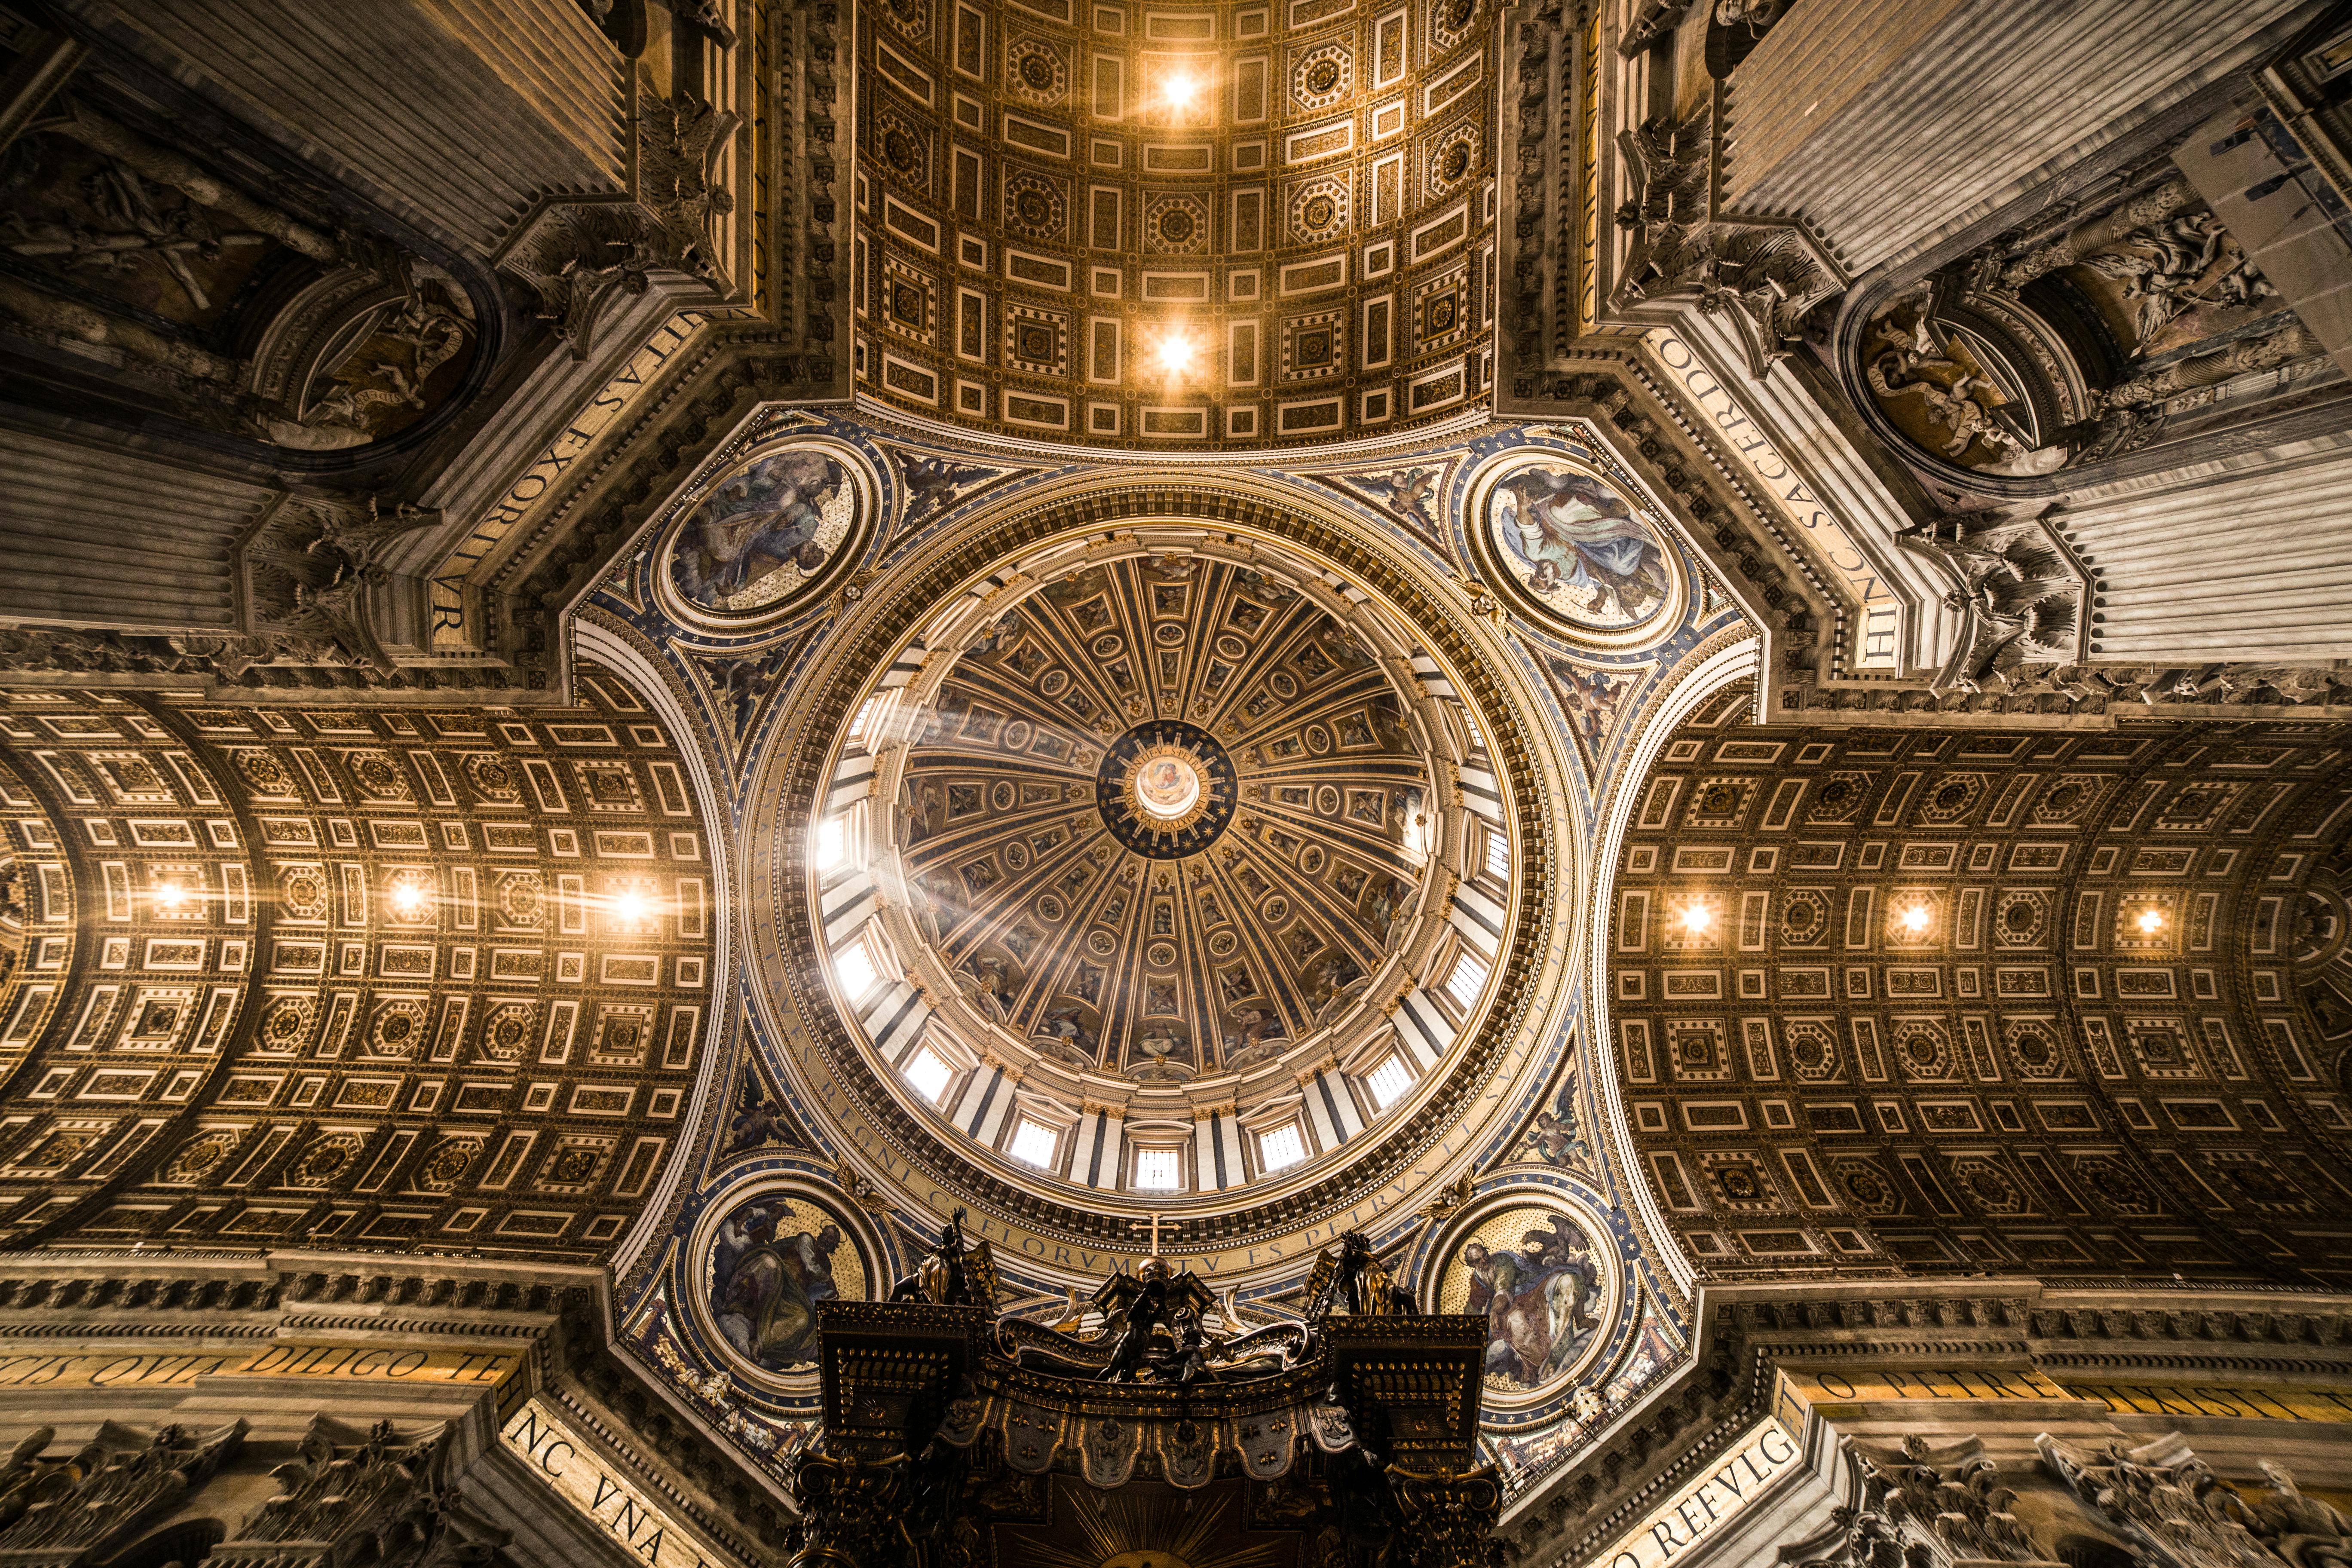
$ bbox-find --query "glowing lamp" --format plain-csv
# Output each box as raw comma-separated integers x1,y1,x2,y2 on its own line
389,882,426,915
2138,908,2165,934
1681,901,1712,934
1155,329,1196,377
1901,904,1931,933
612,890,650,925
153,882,186,912
1162,67,1200,114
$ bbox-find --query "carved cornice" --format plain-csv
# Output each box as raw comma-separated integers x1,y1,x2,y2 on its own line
0,1251,797,1547
1506,350,2352,723
1499,1279,2352,1568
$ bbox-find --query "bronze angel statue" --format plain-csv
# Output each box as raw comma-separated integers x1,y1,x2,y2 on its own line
995,1257,1304,1384
888,1207,999,1310
1304,1229,1418,1320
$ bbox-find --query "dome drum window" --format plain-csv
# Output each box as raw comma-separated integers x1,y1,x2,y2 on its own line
1363,1052,1415,1112
832,937,884,1005
1132,1145,1183,1191
904,1044,956,1103
1256,1121,1308,1172
1008,1115,1060,1169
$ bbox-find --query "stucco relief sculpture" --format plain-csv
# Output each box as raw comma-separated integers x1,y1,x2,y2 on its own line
0,96,483,455
1852,170,2320,481
2040,1432,2352,1568
1863,305,2062,476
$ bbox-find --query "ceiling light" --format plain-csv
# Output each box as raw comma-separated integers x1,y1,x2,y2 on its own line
1901,904,1930,933
1155,328,1196,377
153,882,186,911
2138,908,2165,933
389,882,426,914
1162,67,1200,114
1681,901,1711,933
612,890,650,925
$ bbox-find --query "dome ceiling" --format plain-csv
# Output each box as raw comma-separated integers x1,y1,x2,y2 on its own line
853,0,1498,447
751,472,1571,1222
897,554,1433,1080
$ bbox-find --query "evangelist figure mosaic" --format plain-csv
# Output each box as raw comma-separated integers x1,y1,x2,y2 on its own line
664,443,865,619
1439,1204,1610,1397
1476,453,1676,640
706,1191,865,1372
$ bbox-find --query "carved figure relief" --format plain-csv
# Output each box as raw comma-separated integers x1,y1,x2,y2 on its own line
1,135,273,325
2040,1431,2352,1568
1892,506,2086,693
1850,168,2320,481
1862,302,2063,476
0,96,487,456
258,268,478,451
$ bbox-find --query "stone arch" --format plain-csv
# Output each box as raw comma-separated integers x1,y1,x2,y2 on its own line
0,655,723,1259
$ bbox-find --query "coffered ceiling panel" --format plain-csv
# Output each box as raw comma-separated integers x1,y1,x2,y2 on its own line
1609,682,2352,1286
0,660,719,1259
853,0,1498,446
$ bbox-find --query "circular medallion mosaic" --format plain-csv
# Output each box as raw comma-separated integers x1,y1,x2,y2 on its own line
1434,1197,1618,1407
698,1186,870,1378
1467,450,1684,647
656,438,877,628
1096,721,1236,858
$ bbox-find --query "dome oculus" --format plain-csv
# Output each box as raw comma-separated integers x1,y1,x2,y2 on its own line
1132,751,1199,820
1097,722,1236,857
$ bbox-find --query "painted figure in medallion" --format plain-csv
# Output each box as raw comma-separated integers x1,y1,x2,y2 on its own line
670,447,855,612
710,1197,846,1370
1489,463,1670,629
1461,1212,1601,1386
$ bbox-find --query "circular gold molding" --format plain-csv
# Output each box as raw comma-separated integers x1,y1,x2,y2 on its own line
742,466,1586,1259
1129,745,1204,824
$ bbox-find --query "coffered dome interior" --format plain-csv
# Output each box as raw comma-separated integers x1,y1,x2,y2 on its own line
810,531,1517,1197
